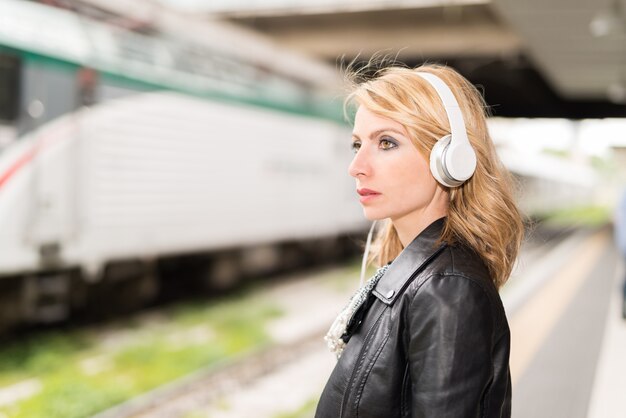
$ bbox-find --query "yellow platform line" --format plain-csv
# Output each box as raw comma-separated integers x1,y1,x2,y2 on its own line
509,229,609,384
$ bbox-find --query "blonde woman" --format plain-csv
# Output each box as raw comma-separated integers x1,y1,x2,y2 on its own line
316,64,524,418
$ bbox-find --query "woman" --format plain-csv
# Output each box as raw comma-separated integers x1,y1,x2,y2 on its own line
315,64,524,418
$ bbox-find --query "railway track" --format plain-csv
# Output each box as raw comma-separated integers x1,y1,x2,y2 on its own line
93,328,326,418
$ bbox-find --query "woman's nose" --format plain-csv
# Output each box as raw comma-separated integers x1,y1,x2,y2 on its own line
348,148,370,178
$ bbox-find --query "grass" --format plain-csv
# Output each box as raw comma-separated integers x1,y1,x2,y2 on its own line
0,287,283,418
535,204,611,227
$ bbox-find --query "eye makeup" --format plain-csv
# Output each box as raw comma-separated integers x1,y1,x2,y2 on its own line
350,130,403,153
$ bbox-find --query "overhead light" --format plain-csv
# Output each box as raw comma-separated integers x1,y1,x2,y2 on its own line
589,11,616,37
589,0,625,37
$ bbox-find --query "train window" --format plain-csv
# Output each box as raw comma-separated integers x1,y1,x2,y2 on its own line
77,67,98,107
0,52,21,122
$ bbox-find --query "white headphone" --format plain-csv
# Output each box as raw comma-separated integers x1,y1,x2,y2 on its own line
415,72,477,188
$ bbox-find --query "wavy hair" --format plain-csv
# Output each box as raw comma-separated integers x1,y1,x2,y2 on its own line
345,63,524,289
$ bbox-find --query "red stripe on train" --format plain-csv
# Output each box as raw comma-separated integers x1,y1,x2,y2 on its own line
0,146,40,190
0,121,75,191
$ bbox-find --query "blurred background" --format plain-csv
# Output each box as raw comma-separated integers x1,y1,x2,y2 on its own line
0,0,625,417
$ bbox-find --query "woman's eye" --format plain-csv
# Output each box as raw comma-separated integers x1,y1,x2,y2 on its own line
380,138,397,150
351,141,361,153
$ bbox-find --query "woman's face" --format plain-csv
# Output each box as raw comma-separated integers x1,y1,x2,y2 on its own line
349,106,447,223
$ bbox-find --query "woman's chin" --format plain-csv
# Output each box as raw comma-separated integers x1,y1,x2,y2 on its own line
362,209,387,222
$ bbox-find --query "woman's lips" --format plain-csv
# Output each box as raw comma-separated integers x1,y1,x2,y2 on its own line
357,188,381,203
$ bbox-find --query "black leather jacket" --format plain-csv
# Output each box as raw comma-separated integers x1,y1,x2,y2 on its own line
316,217,511,418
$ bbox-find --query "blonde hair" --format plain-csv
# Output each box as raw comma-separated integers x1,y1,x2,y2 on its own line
345,63,524,289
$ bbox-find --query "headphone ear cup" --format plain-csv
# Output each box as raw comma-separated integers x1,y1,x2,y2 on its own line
445,141,477,183
430,134,476,188
429,135,457,188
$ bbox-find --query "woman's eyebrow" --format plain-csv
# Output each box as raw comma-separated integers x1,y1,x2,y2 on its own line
351,128,406,140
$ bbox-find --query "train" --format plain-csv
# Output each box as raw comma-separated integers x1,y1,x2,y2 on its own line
0,0,365,331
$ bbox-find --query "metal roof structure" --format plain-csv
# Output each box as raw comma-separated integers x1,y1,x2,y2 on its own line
61,0,626,117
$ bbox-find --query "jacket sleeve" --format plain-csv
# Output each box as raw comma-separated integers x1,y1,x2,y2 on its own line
406,273,496,418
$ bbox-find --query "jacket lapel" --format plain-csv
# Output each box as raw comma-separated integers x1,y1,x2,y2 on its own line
372,217,448,305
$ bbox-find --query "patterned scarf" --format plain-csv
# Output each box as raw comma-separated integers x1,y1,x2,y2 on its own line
324,264,390,359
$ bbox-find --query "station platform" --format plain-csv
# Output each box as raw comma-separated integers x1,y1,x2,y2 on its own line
503,225,626,418
268,224,626,418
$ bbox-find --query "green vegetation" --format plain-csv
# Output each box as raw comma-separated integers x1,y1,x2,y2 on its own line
535,204,612,227
0,259,366,418
542,148,570,159
0,289,283,418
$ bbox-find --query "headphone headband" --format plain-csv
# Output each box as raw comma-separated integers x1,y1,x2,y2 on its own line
415,70,477,187
414,72,470,148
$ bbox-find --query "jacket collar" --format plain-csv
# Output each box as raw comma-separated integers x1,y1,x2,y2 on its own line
372,216,448,305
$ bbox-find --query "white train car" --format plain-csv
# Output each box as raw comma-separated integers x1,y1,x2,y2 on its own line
0,1,364,329
489,118,600,217
498,148,598,216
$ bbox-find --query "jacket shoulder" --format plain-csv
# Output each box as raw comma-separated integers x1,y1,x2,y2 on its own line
432,243,490,281
406,244,507,331
420,244,495,294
